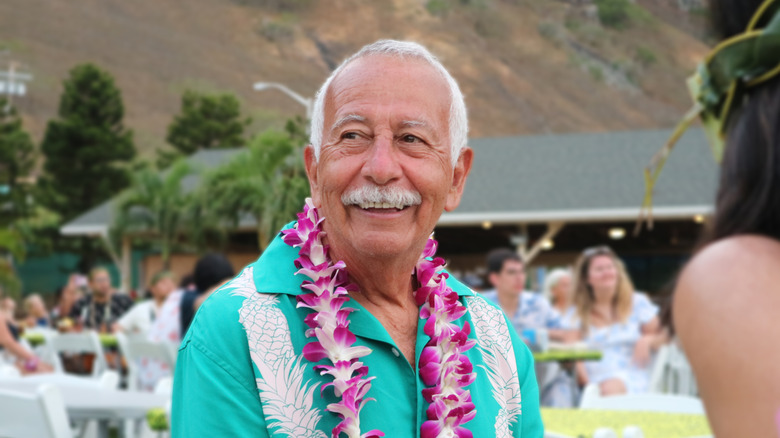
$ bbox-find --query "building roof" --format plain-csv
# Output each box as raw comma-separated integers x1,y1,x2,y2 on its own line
61,128,719,236
439,128,717,225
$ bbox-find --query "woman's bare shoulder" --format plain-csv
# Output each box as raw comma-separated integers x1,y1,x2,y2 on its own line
674,237,780,436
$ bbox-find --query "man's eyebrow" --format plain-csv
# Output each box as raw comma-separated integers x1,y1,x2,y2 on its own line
330,114,367,132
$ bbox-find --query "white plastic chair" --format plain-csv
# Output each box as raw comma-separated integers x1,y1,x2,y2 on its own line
116,333,176,391
0,364,21,378
648,341,698,396
579,383,705,414
48,332,108,378
0,384,72,438
25,327,60,363
154,376,173,396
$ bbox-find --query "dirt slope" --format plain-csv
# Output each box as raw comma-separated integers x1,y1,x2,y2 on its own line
0,0,710,157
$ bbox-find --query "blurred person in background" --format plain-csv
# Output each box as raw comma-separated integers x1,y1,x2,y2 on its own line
539,268,580,407
115,271,177,336
23,294,50,328
673,0,780,435
179,274,196,293
70,267,133,332
0,297,17,324
50,274,84,331
482,248,577,347
569,245,664,396
483,249,581,408
179,253,235,336
0,287,53,374
119,271,181,390
544,268,575,323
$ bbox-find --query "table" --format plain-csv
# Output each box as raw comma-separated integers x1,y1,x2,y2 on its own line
541,407,712,438
533,349,602,362
0,379,167,438
24,332,118,348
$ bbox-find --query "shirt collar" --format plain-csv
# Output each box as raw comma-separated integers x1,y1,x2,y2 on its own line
251,221,475,297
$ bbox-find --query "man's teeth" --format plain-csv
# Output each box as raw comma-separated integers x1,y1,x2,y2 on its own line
358,202,405,209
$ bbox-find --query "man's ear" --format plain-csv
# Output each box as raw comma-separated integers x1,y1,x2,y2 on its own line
444,147,474,212
304,145,320,205
488,272,499,288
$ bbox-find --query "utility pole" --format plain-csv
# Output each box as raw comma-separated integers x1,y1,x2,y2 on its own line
0,61,33,112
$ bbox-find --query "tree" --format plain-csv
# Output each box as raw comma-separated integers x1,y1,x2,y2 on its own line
39,63,136,222
0,99,36,225
202,125,309,251
0,227,25,299
114,160,200,269
158,90,251,168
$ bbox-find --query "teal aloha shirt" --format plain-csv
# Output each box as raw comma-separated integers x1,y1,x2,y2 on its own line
172,225,544,438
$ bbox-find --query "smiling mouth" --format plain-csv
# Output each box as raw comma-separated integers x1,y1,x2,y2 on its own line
355,202,410,211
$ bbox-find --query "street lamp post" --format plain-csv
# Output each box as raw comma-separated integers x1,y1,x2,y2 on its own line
253,81,313,123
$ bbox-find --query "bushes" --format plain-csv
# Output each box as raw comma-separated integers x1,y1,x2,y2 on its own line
595,0,631,29
636,46,657,67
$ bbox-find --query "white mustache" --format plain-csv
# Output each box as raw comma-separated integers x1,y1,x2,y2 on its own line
341,185,422,209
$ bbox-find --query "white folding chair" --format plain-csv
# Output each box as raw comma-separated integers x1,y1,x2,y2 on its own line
48,332,108,378
579,383,705,414
0,364,21,378
544,432,575,438
0,384,72,438
648,341,698,396
116,333,176,391
593,426,645,438
24,327,60,364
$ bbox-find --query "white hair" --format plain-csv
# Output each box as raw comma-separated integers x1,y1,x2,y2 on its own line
309,39,468,166
543,268,572,302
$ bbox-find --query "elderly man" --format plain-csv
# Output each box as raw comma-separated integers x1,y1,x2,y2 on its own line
172,40,543,437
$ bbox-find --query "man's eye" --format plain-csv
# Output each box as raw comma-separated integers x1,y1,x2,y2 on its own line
342,132,359,140
401,134,421,143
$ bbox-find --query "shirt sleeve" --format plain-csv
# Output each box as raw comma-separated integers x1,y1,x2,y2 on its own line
172,340,268,437
632,292,659,324
69,297,85,320
172,293,267,437
116,304,138,331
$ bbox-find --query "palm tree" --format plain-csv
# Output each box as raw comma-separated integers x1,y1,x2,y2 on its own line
0,227,25,298
114,160,199,269
203,129,309,251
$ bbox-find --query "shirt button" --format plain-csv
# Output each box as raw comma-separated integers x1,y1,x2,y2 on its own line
391,348,401,357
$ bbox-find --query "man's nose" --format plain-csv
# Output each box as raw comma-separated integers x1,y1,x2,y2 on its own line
361,133,402,185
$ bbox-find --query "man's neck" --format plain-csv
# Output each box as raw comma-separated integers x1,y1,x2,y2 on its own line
93,293,110,304
328,241,424,367
327,234,423,309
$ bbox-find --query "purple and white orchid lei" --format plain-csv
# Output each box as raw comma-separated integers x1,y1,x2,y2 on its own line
282,199,477,438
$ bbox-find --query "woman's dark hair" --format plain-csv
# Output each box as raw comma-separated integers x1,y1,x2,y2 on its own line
710,0,767,38
193,253,235,293
699,0,780,245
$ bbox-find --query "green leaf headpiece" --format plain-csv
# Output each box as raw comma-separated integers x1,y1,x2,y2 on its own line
638,0,780,231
